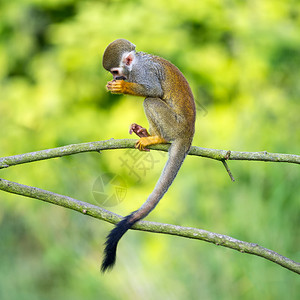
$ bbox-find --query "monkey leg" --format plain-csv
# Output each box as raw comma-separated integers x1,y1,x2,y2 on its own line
129,123,150,137
143,97,183,141
134,97,184,151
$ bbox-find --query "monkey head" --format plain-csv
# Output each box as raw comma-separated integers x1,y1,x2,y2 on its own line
102,39,136,80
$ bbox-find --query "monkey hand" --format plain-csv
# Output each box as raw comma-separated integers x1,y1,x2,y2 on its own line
129,123,150,138
106,80,125,94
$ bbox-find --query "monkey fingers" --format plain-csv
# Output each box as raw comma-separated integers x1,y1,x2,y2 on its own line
106,80,124,94
129,123,150,137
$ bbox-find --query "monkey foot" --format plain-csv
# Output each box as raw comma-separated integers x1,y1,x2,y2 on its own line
129,123,150,138
135,136,167,151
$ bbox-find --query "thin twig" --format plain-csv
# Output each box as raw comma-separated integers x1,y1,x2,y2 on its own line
0,177,299,274
222,160,235,182
221,150,235,181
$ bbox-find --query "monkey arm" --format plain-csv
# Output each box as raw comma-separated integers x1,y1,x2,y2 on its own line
106,80,163,98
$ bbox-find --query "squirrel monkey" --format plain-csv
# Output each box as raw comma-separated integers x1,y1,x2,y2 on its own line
101,39,196,272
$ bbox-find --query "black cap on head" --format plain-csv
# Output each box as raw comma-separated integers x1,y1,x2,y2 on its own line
102,39,136,71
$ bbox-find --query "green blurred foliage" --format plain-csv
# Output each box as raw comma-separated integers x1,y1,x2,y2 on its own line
0,0,299,299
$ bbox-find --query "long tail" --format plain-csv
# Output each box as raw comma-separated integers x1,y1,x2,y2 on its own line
101,138,191,272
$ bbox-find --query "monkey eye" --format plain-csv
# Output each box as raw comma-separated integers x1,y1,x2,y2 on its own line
111,70,119,75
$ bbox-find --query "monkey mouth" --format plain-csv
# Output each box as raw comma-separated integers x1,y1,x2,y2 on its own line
115,76,127,80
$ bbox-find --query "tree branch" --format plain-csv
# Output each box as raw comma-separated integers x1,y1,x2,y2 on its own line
0,140,299,274
0,177,299,274
0,139,299,170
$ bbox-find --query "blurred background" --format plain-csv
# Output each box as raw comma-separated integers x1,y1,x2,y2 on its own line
0,0,299,299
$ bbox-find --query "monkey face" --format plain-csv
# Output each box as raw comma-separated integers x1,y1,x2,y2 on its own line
109,51,136,80
110,68,127,80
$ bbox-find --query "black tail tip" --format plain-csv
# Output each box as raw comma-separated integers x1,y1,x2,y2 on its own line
101,255,116,273
100,234,118,273
101,214,136,273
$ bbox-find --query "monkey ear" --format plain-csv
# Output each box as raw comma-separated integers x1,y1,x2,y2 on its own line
123,51,135,67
